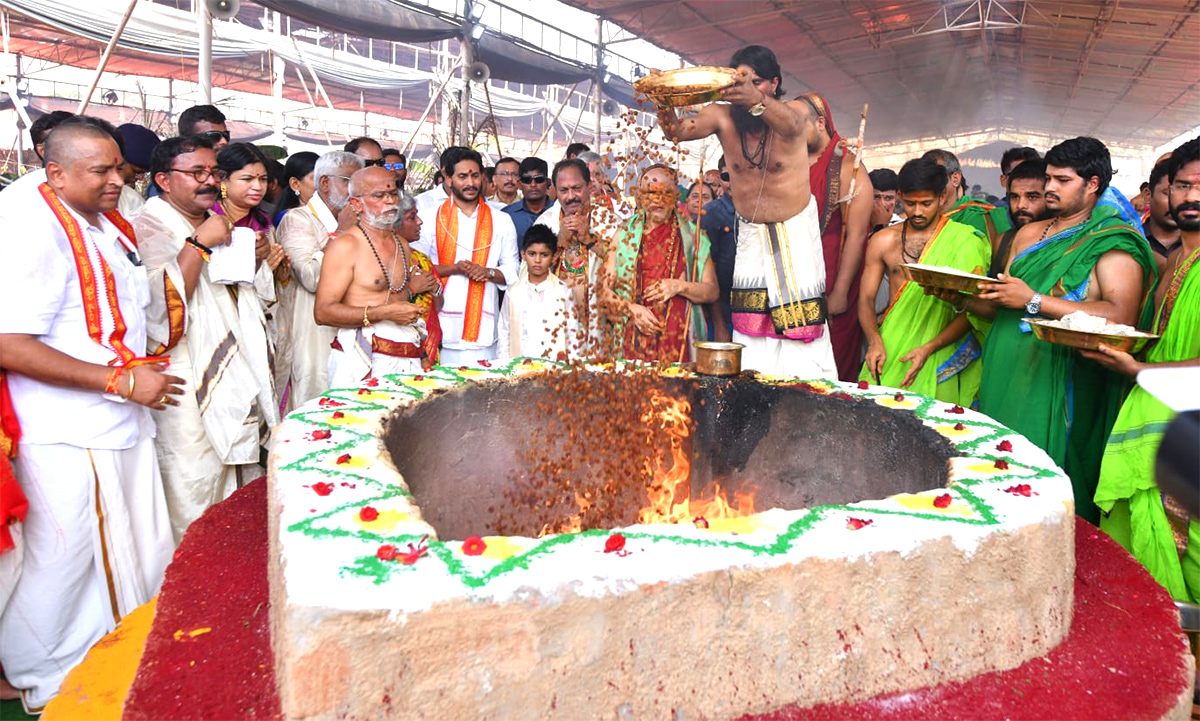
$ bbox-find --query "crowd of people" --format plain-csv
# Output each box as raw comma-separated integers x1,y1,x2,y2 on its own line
0,41,1195,714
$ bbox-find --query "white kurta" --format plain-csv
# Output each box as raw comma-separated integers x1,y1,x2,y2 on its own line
277,197,338,408
134,197,278,543
413,201,519,359
0,196,172,711
496,274,579,360
533,206,614,356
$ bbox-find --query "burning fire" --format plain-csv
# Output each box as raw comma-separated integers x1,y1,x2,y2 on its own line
636,391,756,525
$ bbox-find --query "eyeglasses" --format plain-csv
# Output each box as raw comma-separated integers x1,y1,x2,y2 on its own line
331,174,353,183
719,171,730,182
196,130,231,144
520,174,548,184
382,162,405,171
168,166,226,183
362,158,386,168
496,170,519,178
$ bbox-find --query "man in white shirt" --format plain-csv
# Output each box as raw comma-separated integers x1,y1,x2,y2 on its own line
413,147,519,365
0,119,178,713
277,151,364,407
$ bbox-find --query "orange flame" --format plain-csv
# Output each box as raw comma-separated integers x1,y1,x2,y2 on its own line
636,391,756,525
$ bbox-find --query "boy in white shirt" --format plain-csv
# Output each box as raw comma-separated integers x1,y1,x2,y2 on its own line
497,226,579,361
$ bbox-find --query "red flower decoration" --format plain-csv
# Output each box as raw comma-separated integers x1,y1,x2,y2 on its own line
461,536,487,556
336,453,352,465
356,388,371,395
857,380,870,389
376,544,398,561
832,392,854,401
953,423,965,431
933,494,952,509
846,517,874,530
310,429,331,441
994,459,1010,470
997,440,1014,452
397,535,429,565
1004,484,1035,497
522,358,534,365
604,533,626,553
459,366,469,371
477,359,492,367
331,411,345,419
359,506,379,522
412,375,425,381
318,398,344,407
365,377,379,387
948,405,965,414
693,516,709,529
311,482,333,496
893,392,905,401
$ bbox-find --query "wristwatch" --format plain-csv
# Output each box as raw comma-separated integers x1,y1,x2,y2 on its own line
749,94,766,117
1025,292,1042,317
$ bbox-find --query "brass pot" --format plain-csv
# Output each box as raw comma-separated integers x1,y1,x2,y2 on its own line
693,342,745,376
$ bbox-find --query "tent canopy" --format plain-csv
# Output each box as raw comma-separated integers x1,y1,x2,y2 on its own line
559,0,1199,150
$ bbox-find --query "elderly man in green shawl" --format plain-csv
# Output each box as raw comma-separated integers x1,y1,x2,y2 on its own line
951,137,1157,524
858,158,990,404
1088,137,1200,603
601,164,718,363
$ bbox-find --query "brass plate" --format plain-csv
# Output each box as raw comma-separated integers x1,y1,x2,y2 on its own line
1025,318,1158,354
633,66,739,108
902,263,993,294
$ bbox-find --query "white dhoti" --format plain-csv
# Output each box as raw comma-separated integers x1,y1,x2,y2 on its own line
731,198,836,379
328,320,425,389
0,435,171,712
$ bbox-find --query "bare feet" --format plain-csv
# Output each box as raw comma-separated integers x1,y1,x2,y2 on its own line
0,675,20,701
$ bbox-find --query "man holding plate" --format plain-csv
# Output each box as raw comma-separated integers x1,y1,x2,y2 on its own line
655,45,836,379
949,137,1156,524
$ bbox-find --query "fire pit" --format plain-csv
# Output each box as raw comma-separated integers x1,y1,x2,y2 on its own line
268,360,1075,720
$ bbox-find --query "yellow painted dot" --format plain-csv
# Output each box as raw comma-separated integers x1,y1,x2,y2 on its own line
892,493,976,518
934,423,974,438
705,516,767,535
478,536,529,561
354,509,411,533
326,414,368,426
876,397,919,410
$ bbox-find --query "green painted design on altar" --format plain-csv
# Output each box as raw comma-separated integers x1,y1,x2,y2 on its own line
282,359,1056,592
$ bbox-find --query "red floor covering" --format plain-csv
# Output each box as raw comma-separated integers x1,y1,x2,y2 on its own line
122,481,1192,720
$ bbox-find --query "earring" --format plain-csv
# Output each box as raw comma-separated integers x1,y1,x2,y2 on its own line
220,183,228,200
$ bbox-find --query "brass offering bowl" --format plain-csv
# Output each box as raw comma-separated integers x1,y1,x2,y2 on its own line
902,263,992,295
693,341,745,376
634,66,739,108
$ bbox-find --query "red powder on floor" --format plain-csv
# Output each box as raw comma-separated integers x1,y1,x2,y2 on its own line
742,517,1192,721
122,479,281,720
121,492,1190,721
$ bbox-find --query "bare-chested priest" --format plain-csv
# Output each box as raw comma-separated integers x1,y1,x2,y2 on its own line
656,45,835,378
315,167,441,386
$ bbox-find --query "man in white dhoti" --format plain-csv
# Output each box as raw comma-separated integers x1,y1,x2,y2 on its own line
316,169,442,385
413,147,519,365
0,120,179,712
655,45,836,379
276,150,364,406
133,135,279,544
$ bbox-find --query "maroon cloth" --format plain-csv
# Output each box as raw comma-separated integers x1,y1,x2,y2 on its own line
622,220,691,363
804,93,864,382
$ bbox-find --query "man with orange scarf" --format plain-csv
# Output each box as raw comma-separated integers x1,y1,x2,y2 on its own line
797,92,874,382
602,165,719,363
413,147,519,365
0,119,177,713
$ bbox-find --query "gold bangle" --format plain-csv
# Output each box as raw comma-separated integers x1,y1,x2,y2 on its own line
124,371,136,400
363,305,372,327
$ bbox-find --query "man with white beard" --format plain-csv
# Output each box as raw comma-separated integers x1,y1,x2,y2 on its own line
276,151,363,406
315,167,442,385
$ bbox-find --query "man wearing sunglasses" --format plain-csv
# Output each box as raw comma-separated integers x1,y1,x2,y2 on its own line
655,45,836,379
381,148,408,189
134,134,279,543
503,157,551,241
345,136,385,169
178,104,230,151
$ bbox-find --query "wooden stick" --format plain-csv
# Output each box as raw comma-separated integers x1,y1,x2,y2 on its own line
532,82,581,156
77,0,138,114
838,103,869,254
